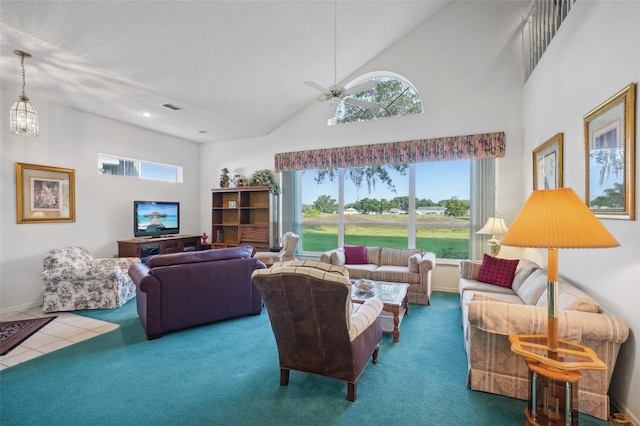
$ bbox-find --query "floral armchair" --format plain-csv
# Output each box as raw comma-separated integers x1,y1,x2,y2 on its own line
41,247,139,313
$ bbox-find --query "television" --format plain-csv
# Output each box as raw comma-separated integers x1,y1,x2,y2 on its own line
134,201,180,238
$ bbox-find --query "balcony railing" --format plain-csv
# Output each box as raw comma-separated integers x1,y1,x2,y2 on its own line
525,0,577,80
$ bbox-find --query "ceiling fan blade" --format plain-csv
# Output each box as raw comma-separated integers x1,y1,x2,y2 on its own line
303,81,329,94
344,98,379,110
345,80,377,96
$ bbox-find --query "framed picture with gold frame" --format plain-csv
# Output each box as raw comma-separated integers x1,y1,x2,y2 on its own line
533,133,563,190
16,162,76,223
584,83,636,220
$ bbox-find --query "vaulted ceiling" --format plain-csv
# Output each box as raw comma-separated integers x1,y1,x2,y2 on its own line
1,1,453,143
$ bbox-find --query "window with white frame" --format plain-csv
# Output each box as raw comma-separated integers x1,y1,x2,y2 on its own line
292,160,471,259
276,133,503,260
98,153,183,183
330,73,423,126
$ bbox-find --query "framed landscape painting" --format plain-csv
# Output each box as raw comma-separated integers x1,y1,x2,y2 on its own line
584,83,636,220
16,163,76,223
533,133,563,190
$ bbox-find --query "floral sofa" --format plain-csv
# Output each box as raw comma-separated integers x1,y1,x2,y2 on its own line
320,246,436,305
459,256,629,420
41,246,139,313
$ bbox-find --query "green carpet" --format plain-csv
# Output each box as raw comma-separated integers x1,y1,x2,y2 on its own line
0,293,607,425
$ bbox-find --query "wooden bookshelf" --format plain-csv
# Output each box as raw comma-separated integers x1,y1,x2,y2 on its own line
211,186,277,253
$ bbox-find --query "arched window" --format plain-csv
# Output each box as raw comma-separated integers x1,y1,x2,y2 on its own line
330,72,423,126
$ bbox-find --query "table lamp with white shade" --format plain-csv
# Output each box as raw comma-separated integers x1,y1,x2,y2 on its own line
477,216,509,257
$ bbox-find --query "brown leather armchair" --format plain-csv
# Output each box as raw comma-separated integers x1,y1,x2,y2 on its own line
252,260,383,402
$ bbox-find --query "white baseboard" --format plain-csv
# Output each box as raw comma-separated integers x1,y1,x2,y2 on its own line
433,286,458,294
0,300,42,317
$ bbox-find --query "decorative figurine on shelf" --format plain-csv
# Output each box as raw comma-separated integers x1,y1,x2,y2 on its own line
219,168,230,188
201,232,209,245
233,174,246,187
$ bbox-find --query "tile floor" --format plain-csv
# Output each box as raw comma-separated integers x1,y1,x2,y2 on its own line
0,307,118,370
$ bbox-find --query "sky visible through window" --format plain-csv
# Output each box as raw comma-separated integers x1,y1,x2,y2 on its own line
140,162,177,182
99,153,182,183
301,160,469,205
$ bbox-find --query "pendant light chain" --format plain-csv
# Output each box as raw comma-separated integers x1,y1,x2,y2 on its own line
20,54,27,98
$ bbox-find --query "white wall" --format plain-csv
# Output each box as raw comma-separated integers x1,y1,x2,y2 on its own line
0,98,201,311
200,1,529,235
522,1,639,421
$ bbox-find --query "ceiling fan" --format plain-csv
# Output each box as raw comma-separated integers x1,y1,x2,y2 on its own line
304,1,379,118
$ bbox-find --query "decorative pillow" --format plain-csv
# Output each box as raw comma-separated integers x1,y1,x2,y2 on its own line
511,260,539,293
515,268,548,305
459,260,483,280
536,281,600,313
330,250,346,265
477,254,519,288
408,253,421,273
344,245,368,265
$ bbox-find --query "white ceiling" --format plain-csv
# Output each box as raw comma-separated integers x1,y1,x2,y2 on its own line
1,0,452,143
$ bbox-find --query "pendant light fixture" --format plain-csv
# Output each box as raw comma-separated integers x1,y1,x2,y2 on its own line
9,50,39,136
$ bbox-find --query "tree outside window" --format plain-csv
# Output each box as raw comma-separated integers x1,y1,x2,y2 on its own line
331,75,423,125
300,160,470,259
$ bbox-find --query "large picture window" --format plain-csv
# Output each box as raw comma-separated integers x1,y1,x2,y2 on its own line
277,133,503,260
295,160,471,259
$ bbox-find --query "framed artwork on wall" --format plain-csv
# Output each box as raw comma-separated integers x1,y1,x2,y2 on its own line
533,133,563,190
584,83,636,220
16,162,76,223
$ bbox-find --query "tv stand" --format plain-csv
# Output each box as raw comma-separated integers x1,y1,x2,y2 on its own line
117,235,201,262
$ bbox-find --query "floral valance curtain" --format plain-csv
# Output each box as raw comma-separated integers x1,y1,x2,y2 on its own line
274,132,505,172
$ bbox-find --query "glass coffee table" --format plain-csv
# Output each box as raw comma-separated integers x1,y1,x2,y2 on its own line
351,280,409,342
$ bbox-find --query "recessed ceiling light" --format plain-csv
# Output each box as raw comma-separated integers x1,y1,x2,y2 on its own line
141,112,154,118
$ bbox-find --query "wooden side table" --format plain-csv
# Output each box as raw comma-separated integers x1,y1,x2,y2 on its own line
524,358,582,425
509,334,606,426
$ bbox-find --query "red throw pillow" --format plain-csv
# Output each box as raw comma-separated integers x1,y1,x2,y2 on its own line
477,254,519,288
344,245,368,265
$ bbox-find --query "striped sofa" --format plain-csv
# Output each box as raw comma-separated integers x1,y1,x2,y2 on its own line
459,259,629,420
320,246,436,305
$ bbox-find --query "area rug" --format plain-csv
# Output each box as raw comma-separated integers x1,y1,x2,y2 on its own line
0,317,56,355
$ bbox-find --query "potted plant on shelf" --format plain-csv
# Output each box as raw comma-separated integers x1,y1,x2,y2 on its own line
248,169,281,195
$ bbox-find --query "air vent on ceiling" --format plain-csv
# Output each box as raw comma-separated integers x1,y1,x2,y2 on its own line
162,103,183,111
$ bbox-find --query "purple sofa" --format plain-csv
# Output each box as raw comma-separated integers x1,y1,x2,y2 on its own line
129,246,266,340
